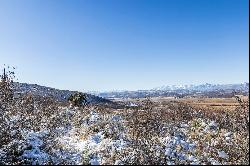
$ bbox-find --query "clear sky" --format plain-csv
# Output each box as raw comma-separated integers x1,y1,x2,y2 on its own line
0,0,249,91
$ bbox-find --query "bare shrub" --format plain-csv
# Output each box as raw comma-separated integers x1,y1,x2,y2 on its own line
116,97,167,165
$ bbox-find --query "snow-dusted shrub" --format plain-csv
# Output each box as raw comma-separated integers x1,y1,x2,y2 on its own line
68,92,87,107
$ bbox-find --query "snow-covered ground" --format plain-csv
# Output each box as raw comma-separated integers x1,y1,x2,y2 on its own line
0,105,248,165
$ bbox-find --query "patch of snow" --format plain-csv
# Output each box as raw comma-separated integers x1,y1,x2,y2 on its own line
180,123,189,128
114,160,123,165
91,133,103,144
209,158,221,165
90,158,100,165
188,155,195,161
22,148,49,165
0,149,6,158
208,121,218,130
165,148,174,157
167,161,175,165
128,102,138,107
224,132,232,137
218,151,229,159
89,111,100,123
112,115,122,122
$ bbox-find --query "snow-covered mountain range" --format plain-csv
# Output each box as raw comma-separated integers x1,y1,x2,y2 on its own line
152,83,249,91
95,83,249,99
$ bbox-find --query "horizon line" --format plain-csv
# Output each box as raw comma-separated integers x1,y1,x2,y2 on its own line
14,81,249,93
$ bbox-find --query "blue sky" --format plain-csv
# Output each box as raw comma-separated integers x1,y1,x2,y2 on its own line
0,0,249,91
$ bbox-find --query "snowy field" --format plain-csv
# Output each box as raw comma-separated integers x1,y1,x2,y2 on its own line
1,98,249,165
